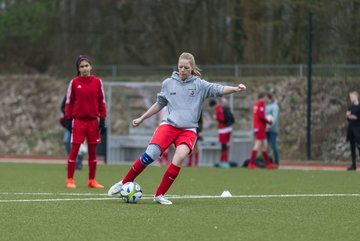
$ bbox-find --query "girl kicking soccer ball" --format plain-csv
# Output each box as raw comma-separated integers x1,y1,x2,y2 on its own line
108,52,246,204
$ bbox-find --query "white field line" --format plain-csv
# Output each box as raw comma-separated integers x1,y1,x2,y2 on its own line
0,192,360,203
0,192,109,196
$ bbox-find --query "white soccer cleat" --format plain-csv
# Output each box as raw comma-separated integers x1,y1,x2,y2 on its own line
107,180,123,197
154,195,173,205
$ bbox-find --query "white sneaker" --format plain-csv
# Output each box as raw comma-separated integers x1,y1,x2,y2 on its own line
154,195,172,205
107,180,123,197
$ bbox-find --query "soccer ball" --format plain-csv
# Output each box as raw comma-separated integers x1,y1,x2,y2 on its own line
120,182,142,203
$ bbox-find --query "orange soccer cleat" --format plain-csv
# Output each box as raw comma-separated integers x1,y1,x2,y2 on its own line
88,179,105,189
66,178,76,189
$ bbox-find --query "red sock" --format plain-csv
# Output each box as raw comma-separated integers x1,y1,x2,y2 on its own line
224,149,229,162
67,143,80,179
155,163,181,196
220,151,225,162
122,157,146,183
222,148,229,163
262,151,271,165
194,151,199,167
249,150,257,165
88,144,97,180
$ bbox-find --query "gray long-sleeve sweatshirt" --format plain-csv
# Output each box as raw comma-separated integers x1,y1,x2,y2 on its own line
157,71,224,129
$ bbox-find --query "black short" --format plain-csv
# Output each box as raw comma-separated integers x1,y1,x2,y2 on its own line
347,126,360,144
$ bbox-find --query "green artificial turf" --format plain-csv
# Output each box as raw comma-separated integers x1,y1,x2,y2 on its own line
0,163,359,241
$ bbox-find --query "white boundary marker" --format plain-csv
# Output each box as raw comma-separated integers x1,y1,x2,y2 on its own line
0,192,360,203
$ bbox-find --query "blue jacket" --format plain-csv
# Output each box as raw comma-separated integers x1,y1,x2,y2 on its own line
266,101,280,133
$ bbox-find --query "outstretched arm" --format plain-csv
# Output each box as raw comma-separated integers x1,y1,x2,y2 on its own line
133,102,163,127
223,84,246,95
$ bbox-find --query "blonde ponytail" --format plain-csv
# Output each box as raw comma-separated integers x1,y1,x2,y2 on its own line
179,52,202,77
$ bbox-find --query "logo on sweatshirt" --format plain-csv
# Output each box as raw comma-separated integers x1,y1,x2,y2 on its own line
188,88,196,97
77,85,82,89
170,92,176,95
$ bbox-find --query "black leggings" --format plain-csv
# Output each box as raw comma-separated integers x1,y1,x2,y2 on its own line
350,140,360,167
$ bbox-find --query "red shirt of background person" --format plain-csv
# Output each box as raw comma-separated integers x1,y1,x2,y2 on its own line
64,55,107,189
253,97,272,140
248,93,277,169
215,103,227,129
65,78,106,121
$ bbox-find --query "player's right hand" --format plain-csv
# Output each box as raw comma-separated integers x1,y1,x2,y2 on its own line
132,118,143,127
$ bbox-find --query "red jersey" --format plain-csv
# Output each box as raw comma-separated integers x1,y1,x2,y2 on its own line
65,75,106,120
253,100,271,131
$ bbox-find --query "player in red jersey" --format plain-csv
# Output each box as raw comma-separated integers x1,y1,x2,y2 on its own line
64,55,107,188
209,99,233,168
248,93,277,169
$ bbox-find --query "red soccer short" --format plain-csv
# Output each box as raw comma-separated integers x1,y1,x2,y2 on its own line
254,129,266,140
218,126,232,144
150,124,198,153
71,119,101,145
219,133,231,144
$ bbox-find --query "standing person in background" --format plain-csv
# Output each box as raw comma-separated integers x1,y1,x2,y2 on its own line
59,96,84,170
209,98,234,168
266,93,280,165
64,55,107,188
346,90,360,171
108,52,246,205
248,93,277,169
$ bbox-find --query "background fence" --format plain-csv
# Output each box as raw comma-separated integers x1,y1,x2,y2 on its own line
67,64,360,80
